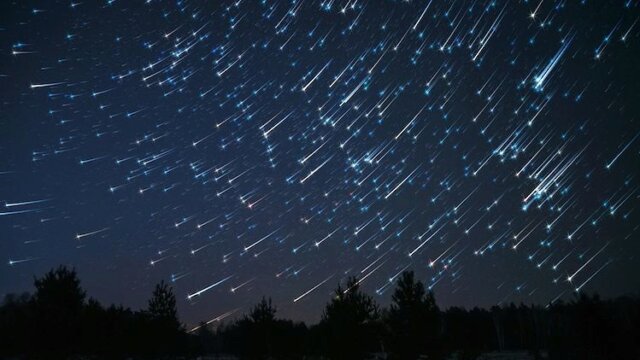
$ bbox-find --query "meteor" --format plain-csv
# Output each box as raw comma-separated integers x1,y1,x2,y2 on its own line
187,275,233,300
330,57,357,88
428,241,458,268
367,47,389,75
512,221,543,250
259,111,284,131
387,264,412,284
300,155,333,184
384,165,420,199
409,222,446,257
230,278,255,293
30,81,66,89
263,112,292,138
302,60,331,92
8,257,38,266
149,256,168,266
228,167,253,184
190,243,213,255
174,215,196,228
394,105,426,140
348,259,388,292
340,75,368,106
75,227,110,240
412,0,433,30
79,156,106,165
374,233,396,250
314,227,340,247
529,0,544,19
621,18,638,42
393,26,411,52
0,208,43,216
575,259,613,293
244,228,280,252
472,6,506,61
170,272,190,282
605,131,639,170
4,198,51,207
163,25,182,39
292,242,308,254
360,252,389,274
567,242,609,283
192,132,215,147
196,216,218,229
293,274,334,303
188,308,240,333
354,215,376,236
300,139,329,164
91,88,113,97
533,35,573,91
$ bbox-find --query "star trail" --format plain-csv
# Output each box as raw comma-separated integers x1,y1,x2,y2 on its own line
1,0,640,326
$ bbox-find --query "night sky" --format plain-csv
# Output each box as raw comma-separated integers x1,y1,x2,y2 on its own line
2,0,640,328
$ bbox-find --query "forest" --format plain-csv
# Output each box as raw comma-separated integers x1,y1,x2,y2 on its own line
1,266,638,359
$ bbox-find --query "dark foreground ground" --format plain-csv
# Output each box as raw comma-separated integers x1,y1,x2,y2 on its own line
2,267,638,359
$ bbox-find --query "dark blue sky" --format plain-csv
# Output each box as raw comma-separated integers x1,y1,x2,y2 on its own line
1,0,639,327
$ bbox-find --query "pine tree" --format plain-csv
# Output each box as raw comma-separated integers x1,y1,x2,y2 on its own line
147,280,182,356
249,296,276,324
387,270,440,359
32,266,87,358
148,280,179,328
321,277,381,359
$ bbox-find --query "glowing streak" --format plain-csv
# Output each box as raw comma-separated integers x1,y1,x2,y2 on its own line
231,278,256,293
605,131,640,169
263,112,292,138
187,275,233,300
409,222,446,257
188,308,240,333
575,259,612,293
300,140,328,164
384,166,420,199
533,36,572,91
8,257,37,266
394,105,426,140
315,227,341,247
75,227,110,240
192,132,215,147
567,242,609,282
293,274,334,303
412,0,433,30
429,241,458,267
4,199,51,207
302,61,331,92
351,259,387,290
300,156,333,184
30,82,66,89
244,228,280,251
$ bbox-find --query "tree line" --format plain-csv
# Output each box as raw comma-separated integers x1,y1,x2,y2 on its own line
1,266,638,359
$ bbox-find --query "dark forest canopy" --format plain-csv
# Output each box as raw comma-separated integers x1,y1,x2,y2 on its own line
1,266,639,359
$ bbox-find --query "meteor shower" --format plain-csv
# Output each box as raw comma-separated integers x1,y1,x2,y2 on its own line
1,1,639,359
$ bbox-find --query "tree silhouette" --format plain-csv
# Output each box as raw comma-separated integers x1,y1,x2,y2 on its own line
32,266,87,359
244,297,277,358
194,321,216,354
220,296,308,359
320,276,381,359
146,280,183,356
2,265,640,359
0,292,31,357
148,280,180,327
386,270,440,359
249,296,277,323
